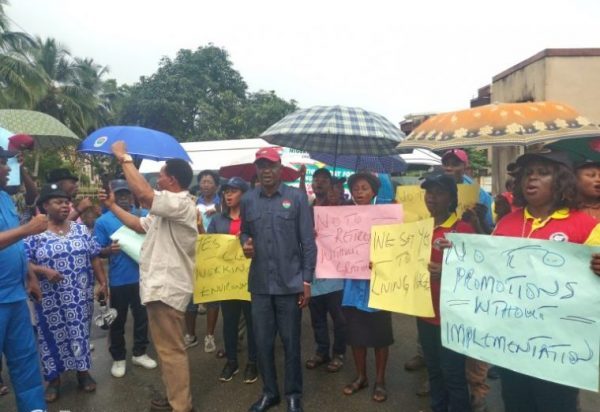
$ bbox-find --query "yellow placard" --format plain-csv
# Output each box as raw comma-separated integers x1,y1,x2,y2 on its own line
194,234,251,303
395,184,480,222
368,218,435,316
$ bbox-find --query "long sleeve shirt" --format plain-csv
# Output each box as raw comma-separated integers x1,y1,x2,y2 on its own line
240,183,317,295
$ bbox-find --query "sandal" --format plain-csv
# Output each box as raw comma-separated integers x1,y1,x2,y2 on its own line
77,372,96,392
0,383,8,396
326,354,344,373
150,397,173,411
305,354,329,370
372,383,388,402
343,378,368,395
216,349,226,359
44,379,60,403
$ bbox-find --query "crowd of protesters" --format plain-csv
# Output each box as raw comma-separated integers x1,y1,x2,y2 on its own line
1,140,600,412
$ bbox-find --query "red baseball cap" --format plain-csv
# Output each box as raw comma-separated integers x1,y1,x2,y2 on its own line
442,149,469,166
255,147,281,163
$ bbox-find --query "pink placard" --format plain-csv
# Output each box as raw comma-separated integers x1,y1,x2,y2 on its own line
314,204,404,279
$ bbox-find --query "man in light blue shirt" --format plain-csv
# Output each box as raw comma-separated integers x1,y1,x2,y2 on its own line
94,179,157,379
441,149,494,231
0,148,48,412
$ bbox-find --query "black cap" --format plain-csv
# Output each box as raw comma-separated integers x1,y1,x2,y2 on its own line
37,183,70,207
0,147,16,159
221,177,249,193
348,172,380,195
574,159,600,170
420,173,458,196
109,179,130,193
516,150,573,170
420,173,458,212
313,168,332,180
332,176,346,185
47,168,78,183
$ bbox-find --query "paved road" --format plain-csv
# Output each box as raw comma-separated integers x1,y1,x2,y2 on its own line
1,308,598,412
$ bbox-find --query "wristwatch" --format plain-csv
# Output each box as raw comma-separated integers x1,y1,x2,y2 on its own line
119,154,133,164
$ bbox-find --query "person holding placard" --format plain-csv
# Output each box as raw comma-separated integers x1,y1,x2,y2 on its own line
207,177,258,384
341,172,393,403
442,149,493,231
418,173,475,412
306,170,347,374
187,170,222,352
94,179,157,378
493,150,600,412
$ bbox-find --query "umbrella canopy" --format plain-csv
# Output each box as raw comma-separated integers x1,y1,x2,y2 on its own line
0,110,79,149
310,152,408,174
219,163,301,182
548,136,600,163
79,126,191,162
261,105,404,156
397,101,600,151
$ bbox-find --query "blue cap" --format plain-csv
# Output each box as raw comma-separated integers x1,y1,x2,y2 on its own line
110,179,130,193
221,177,249,193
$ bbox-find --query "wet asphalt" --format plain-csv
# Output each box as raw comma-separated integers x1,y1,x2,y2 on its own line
1,307,598,412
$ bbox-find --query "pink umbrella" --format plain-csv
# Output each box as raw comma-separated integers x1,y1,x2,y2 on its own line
219,163,301,182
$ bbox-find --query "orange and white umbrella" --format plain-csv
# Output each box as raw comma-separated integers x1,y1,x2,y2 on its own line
397,101,600,151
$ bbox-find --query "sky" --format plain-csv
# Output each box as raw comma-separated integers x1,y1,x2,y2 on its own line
7,0,600,125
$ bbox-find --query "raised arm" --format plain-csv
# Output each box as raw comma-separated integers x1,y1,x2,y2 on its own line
0,214,48,250
98,189,146,234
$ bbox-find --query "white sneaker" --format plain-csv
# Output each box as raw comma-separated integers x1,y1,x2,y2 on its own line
90,343,95,351
111,360,126,378
184,334,199,349
132,354,158,369
204,334,216,353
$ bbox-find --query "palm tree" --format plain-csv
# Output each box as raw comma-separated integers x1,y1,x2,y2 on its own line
0,0,45,107
29,36,101,136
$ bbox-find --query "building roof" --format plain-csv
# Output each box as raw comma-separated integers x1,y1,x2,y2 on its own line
493,48,600,82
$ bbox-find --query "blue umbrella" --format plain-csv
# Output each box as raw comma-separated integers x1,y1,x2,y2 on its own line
78,126,191,162
310,152,407,174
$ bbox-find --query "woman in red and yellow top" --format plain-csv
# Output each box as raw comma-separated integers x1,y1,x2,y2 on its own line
493,150,600,412
418,173,475,412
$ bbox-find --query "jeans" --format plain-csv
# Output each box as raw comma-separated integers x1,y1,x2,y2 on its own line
499,367,578,412
109,283,149,360
221,300,256,364
417,319,471,412
0,300,46,412
308,290,346,358
252,293,302,400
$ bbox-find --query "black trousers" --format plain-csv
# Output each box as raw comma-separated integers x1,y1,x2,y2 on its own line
252,293,302,400
499,367,578,412
307,290,346,358
109,283,149,361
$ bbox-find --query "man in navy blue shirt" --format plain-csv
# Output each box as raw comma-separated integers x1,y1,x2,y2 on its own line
0,148,48,412
240,147,317,412
94,179,157,378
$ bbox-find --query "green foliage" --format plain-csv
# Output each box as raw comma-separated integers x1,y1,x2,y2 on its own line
118,45,297,141
465,148,490,176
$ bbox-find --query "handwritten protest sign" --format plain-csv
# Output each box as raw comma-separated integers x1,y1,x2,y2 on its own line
110,225,146,263
441,234,600,391
396,184,480,223
194,234,251,303
314,204,403,279
369,218,435,316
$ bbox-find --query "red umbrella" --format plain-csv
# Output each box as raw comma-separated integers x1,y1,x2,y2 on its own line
219,163,301,182
8,134,35,151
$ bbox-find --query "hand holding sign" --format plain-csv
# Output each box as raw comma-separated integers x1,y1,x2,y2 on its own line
243,237,254,258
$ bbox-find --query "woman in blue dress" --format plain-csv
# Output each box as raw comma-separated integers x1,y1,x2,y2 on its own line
25,184,107,403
